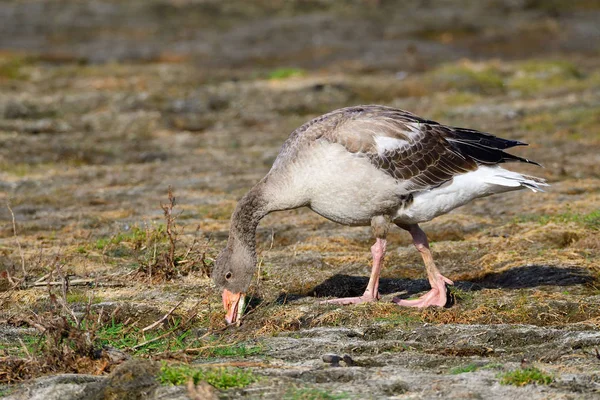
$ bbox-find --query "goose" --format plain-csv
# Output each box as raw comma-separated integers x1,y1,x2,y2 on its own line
212,105,547,324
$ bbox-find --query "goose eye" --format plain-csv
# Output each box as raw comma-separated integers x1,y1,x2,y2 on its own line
225,272,232,280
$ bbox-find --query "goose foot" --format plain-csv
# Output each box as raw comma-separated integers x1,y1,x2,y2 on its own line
392,274,453,308
320,290,379,305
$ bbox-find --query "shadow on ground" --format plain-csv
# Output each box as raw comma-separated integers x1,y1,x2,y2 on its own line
276,265,596,303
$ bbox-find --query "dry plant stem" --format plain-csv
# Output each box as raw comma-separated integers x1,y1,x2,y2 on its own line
132,308,199,351
161,186,177,268
184,361,301,369
131,328,176,350
5,270,17,287
34,273,51,284
30,279,123,288
141,299,184,332
6,201,26,278
169,343,245,355
196,362,272,368
18,338,31,358
182,225,201,261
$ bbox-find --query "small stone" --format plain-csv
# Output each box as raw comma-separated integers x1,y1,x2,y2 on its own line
322,354,341,366
342,355,355,366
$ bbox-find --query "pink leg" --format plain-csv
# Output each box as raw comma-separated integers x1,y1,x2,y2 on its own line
321,237,386,305
393,224,453,307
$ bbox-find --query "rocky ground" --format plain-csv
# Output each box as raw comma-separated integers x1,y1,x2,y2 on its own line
0,1,599,399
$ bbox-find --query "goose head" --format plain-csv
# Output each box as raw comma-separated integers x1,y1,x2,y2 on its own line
213,234,256,325
211,182,269,324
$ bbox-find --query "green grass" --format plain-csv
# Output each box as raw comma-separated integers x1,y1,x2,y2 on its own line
499,367,553,386
197,203,236,220
429,62,505,95
450,287,475,303
65,290,103,304
520,106,600,140
97,320,198,355
482,363,504,370
159,363,257,389
439,91,482,106
0,335,38,358
374,313,422,327
267,67,305,80
450,363,478,374
93,224,171,259
283,387,350,400
514,210,600,230
95,226,155,250
96,320,264,357
507,60,582,94
0,56,30,80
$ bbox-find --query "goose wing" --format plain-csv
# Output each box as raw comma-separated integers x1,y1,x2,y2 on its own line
321,105,537,192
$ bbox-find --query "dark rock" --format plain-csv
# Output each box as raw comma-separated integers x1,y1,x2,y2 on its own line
322,353,341,366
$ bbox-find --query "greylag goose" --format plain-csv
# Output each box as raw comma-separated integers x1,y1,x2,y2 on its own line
213,105,547,324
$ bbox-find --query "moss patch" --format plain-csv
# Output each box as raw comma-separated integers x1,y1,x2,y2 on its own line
499,367,553,386
158,363,257,389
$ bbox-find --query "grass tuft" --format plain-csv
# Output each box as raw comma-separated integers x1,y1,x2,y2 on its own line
499,367,553,386
135,187,213,280
268,67,305,80
159,363,257,389
429,62,505,94
450,363,478,374
514,210,600,230
0,56,30,80
283,386,350,400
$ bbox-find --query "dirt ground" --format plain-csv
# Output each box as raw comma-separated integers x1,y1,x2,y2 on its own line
0,1,599,399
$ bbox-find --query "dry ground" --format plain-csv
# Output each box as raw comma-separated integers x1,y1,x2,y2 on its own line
0,1,600,399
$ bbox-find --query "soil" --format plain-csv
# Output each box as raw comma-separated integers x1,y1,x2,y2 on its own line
0,1,599,399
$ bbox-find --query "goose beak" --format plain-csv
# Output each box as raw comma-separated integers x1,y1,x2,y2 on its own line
222,289,246,325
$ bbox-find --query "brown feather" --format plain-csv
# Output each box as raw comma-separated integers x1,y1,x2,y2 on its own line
281,105,538,193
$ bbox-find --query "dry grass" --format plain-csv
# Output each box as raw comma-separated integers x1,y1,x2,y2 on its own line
135,187,213,281
1,273,117,383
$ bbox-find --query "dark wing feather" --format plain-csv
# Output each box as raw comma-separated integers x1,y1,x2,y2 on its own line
444,127,541,166
368,127,478,192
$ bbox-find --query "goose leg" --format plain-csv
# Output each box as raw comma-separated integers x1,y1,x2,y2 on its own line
321,237,386,305
393,223,453,307
321,217,388,305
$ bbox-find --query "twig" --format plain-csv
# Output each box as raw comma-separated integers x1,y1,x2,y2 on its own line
142,299,184,332
34,273,51,284
6,201,26,278
4,269,17,287
182,225,201,261
187,360,299,370
161,186,177,268
198,361,271,368
54,270,80,327
18,338,31,358
31,279,98,287
23,316,47,333
133,307,200,352
177,343,242,354
131,329,175,350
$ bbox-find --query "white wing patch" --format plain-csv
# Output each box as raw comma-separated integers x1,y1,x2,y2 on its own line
374,136,408,154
